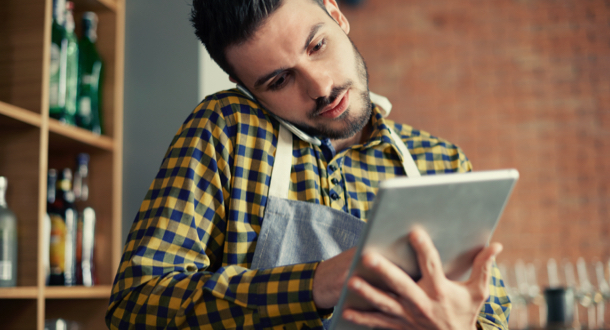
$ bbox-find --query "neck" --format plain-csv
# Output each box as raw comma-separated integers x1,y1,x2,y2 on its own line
330,119,373,152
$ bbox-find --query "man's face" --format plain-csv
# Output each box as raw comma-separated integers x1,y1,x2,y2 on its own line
226,0,371,140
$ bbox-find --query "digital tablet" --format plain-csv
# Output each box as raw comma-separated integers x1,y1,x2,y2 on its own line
329,169,519,330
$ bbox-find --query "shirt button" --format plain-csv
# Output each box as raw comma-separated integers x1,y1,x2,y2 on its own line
331,192,339,200
331,178,339,185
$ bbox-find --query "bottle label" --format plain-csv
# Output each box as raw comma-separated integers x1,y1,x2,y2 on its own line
79,96,92,117
49,43,61,76
49,214,66,275
0,228,11,280
0,261,12,280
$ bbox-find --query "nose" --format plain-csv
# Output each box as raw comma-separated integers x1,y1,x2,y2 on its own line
302,65,333,100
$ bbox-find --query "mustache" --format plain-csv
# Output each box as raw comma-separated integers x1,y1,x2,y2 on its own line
312,82,353,116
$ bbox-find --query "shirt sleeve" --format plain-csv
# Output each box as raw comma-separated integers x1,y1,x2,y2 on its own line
477,262,512,330
106,96,327,329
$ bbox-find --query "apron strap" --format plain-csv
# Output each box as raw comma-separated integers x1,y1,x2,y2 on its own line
269,124,421,199
389,129,421,178
268,124,293,199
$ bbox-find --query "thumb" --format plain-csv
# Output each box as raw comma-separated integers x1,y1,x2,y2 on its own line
467,242,503,301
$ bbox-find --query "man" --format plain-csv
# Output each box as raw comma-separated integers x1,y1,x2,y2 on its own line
107,0,510,329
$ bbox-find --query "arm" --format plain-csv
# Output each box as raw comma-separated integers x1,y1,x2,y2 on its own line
106,95,326,329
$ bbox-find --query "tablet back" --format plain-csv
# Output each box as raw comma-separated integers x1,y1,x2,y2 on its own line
330,169,519,330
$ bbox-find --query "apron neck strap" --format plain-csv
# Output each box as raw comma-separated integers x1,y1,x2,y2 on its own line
268,125,421,199
268,124,294,199
389,128,421,178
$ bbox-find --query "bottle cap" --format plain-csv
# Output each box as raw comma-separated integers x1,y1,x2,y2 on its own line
77,153,90,165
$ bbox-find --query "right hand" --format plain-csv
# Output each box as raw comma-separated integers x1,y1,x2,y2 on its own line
312,247,356,309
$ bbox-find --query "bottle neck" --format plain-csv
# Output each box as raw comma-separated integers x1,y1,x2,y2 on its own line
83,19,98,43
74,164,89,202
47,170,57,204
53,0,66,25
0,181,6,207
86,30,98,43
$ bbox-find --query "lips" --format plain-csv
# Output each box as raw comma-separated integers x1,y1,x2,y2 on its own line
316,89,350,119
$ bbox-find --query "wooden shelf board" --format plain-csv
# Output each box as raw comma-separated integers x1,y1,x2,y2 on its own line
44,285,112,299
48,119,114,151
97,0,118,11
76,0,118,12
0,101,42,128
0,286,39,299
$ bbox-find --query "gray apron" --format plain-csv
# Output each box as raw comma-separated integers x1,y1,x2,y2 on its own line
251,124,421,328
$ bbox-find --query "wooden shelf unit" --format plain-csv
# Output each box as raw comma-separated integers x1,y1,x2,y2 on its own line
0,0,124,329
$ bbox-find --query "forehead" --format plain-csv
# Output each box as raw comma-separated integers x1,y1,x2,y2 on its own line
226,0,331,83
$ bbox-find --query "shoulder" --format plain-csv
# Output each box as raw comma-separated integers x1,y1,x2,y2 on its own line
186,89,270,127
176,89,278,138
385,119,473,173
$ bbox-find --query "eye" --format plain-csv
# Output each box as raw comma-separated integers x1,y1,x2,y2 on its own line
268,72,290,91
311,39,326,54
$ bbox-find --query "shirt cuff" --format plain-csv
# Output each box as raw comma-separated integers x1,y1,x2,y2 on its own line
253,262,326,329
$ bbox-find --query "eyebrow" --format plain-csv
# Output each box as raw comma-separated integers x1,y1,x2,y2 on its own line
253,23,325,89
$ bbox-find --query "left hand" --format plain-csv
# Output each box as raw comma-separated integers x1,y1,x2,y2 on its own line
342,228,503,330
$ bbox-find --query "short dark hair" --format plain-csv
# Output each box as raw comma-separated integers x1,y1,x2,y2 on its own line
190,0,325,81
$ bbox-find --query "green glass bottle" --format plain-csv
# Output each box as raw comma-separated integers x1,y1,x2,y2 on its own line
0,177,18,287
77,12,104,134
49,0,67,121
63,1,79,126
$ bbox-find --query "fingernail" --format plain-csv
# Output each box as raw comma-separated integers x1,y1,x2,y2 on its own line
368,255,378,267
411,230,424,245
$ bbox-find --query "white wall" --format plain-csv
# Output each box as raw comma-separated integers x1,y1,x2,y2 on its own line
199,44,234,100
123,1,200,243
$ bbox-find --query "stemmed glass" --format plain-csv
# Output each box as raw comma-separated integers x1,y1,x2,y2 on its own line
525,261,546,328
514,259,531,329
594,259,610,329
576,257,598,330
563,260,583,329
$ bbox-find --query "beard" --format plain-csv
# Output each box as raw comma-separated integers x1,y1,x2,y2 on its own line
290,40,373,140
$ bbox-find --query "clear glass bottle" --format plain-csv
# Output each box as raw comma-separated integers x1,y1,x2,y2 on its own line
0,176,18,287
73,153,96,286
49,0,67,121
77,12,103,134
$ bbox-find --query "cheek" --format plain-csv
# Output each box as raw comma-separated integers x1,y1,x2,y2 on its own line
260,90,308,118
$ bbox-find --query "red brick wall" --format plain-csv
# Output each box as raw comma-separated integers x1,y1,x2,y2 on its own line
342,0,610,267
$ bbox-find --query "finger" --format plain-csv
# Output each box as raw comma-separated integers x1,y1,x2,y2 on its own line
347,276,405,317
467,242,503,301
409,227,444,283
342,308,406,330
360,252,428,304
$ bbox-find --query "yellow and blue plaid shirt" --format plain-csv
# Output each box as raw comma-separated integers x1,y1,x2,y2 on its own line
107,89,510,329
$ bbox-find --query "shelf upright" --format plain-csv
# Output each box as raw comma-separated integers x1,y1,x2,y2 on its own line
0,0,124,328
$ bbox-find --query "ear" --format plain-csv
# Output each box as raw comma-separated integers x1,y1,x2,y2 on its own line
323,0,350,34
